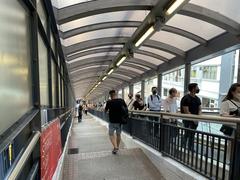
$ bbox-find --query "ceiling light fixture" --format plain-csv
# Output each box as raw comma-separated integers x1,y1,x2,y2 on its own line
166,0,185,15
135,26,154,47
116,56,127,67
102,76,107,81
107,68,114,75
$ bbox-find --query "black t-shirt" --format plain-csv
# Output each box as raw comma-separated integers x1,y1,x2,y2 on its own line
133,100,144,110
180,94,201,115
105,98,127,123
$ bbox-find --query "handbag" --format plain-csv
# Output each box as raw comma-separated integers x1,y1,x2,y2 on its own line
220,125,234,136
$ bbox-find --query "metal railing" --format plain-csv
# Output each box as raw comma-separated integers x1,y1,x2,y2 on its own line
4,131,40,180
89,109,240,180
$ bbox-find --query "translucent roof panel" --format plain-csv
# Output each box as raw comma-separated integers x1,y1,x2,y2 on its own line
125,62,151,71
60,10,149,32
110,72,132,80
119,65,145,74
62,28,136,46
67,45,123,57
166,14,226,40
190,0,240,23
135,53,164,65
139,46,175,59
70,65,109,74
52,0,94,8
150,31,199,51
67,52,118,64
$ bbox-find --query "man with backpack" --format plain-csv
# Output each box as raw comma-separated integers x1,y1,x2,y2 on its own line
105,90,128,154
147,87,162,137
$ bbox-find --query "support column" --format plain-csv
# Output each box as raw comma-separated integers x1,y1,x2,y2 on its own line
141,80,145,100
129,84,134,95
157,73,162,96
219,52,235,105
184,62,191,94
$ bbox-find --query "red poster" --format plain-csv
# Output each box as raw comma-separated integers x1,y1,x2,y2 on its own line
40,118,62,180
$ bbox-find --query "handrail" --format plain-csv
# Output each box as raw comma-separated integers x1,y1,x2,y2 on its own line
130,110,240,124
5,131,41,180
58,108,72,119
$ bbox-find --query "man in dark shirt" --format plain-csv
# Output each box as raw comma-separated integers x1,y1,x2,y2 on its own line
180,83,201,151
105,90,127,154
132,94,144,110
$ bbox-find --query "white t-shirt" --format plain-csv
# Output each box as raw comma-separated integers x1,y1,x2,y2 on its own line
163,97,178,113
220,99,240,115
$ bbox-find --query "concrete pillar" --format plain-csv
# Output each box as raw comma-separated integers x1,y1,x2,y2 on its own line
141,80,145,100
219,52,235,105
184,62,191,94
157,73,162,96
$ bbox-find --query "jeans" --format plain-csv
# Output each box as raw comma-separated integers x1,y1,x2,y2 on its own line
182,120,198,151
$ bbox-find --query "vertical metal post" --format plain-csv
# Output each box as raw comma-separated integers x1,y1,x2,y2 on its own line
157,73,162,96
30,1,40,108
141,80,145,101
47,17,52,108
184,62,191,94
230,123,240,180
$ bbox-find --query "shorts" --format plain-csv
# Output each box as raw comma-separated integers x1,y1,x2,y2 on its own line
109,123,122,136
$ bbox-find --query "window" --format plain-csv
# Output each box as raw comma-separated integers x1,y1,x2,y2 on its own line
118,89,122,98
133,82,141,95
163,88,168,97
0,1,32,134
51,59,57,106
37,0,47,32
202,66,217,80
123,87,129,101
38,33,49,106
191,69,197,78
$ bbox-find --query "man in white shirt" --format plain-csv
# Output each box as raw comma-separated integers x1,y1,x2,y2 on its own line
126,93,134,110
147,87,162,136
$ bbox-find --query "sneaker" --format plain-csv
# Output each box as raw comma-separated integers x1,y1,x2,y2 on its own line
112,148,118,155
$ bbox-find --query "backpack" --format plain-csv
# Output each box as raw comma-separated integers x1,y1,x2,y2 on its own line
148,95,160,108
120,104,129,124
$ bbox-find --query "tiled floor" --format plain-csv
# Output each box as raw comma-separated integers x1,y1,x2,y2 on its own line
63,115,164,180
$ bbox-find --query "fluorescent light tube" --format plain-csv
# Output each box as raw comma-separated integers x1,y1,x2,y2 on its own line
116,56,127,66
107,68,114,75
102,76,107,81
166,0,185,15
135,26,154,47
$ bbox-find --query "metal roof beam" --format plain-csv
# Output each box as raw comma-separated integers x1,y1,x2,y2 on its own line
56,0,158,24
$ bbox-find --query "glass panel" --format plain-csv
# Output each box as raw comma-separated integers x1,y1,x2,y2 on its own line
58,74,61,106
60,11,149,32
134,53,163,65
120,65,145,74
166,14,225,40
144,76,157,103
52,0,94,8
52,59,57,106
124,86,129,102
125,62,150,71
233,50,239,83
162,68,185,103
139,46,176,59
133,82,141,95
67,52,118,64
63,28,136,46
38,33,49,105
50,31,56,55
150,31,199,51
0,1,32,135
118,89,123,99
190,0,240,23
37,0,47,32
67,45,123,57
62,79,64,107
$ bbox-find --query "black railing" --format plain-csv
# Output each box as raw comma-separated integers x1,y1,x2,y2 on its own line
89,109,240,180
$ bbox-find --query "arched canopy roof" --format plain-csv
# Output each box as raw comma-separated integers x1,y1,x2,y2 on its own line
52,0,240,99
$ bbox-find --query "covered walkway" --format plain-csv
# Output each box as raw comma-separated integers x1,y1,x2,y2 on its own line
63,114,164,180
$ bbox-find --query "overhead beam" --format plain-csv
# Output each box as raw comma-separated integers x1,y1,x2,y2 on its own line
67,48,168,64
56,0,157,24
61,21,207,44
64,37,183,57
179,3,240,35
